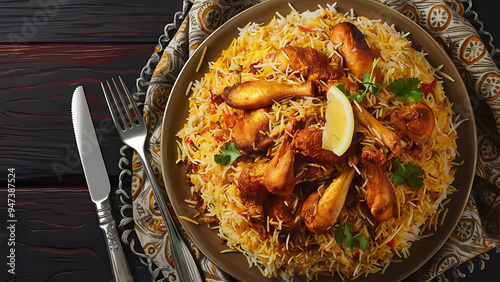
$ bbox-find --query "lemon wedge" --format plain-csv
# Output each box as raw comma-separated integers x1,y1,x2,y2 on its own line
322,85,354,156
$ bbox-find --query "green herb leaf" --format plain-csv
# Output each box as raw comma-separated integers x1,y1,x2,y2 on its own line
362,58,389,95
345,58,387,102
347,92,366,103
214,142,242,165
392,169,406,185
336,84,350,96
354,233,370,252
334,221,345,247
334,221,370,251
390,77,424,103
337,83,364,103
393,162,425,189
343,222,354,248
406,176,424,189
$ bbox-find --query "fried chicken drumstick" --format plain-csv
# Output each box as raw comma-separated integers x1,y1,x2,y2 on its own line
361,147,397,222
330,22,383,83
222,80,318,110
301,165,357,233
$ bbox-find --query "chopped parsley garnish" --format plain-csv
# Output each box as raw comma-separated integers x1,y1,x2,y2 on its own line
390,77,424,103
334,221,370,252
342,58,388,103
392,162,425,189
214,142,242,165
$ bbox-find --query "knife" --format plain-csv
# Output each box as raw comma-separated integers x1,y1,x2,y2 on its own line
71,86,133,282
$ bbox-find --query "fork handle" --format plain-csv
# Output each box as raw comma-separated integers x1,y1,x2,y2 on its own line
96,198,134,282
136,150,203,282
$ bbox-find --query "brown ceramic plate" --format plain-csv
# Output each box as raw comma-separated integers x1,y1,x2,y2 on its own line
161,0,477,281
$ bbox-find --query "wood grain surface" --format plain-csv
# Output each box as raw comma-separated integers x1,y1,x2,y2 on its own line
0,43,157,182
0,185,145,282
0,0,182,43
0,0,182,281
0,0,498,281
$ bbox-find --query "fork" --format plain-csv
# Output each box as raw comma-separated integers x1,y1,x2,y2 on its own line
101,77,203,282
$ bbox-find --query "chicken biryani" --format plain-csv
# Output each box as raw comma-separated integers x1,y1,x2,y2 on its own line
176,4,458,280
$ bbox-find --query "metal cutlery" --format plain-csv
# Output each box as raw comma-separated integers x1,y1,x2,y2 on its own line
71,86,134,282
101,77,203,282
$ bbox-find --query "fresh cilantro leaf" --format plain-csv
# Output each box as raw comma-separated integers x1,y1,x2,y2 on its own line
406,176,424,189
405,77,421,88
334,222,345,247
408,89,424,103
354,233,370,252
343,223,354,249
214,142,242,165
392,168,406,185
338,83,364,103
363,81,385,96
363,72,373,92
362,59,388,95
345,58,387,102
405,162,425,175
393,162,425,189
336,84,350,96
390,77,424,103
390,78,411,93
347,92,365,103
334,221,370,251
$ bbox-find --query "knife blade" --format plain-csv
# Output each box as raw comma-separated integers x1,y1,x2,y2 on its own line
71,86,133,282
72,86,110,202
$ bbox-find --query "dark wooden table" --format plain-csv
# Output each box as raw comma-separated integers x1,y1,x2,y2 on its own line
0,0,499,281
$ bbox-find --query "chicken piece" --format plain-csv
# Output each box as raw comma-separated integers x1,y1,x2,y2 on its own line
330,22,383,83
361,147,396,222
353,105,401,157
267,194,300,229
263,133,296,195
294,127,347,164
222,80,318,110
232,108,273,153
238,163,269,206
361,146,386,166
274,46,343,81
301,165,356,233
390,102,435,144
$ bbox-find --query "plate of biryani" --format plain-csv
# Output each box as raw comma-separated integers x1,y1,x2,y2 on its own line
160,0,476,281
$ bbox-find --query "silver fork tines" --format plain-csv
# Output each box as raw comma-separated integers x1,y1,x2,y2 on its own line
101,77,203,282
102,77,142,131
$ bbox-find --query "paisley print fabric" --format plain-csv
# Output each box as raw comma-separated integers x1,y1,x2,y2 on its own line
130,0,500,280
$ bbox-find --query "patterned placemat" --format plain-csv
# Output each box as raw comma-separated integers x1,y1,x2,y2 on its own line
120,0,500,281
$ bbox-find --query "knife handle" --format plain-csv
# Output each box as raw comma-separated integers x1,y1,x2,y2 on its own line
96,198,134,282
